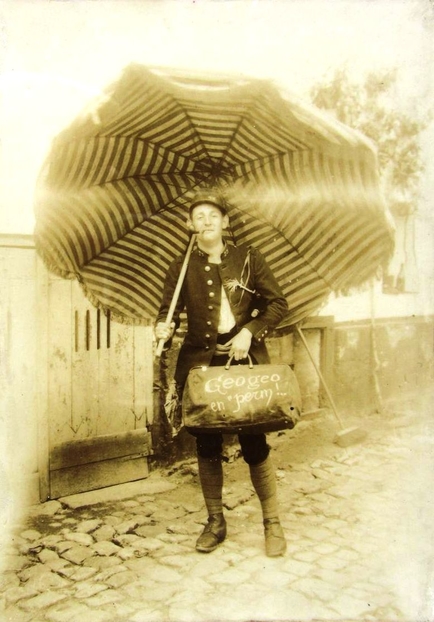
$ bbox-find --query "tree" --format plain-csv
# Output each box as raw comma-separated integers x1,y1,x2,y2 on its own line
310,68,430,217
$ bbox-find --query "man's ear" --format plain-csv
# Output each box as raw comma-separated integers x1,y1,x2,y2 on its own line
222,214,229,230
186,217,195,231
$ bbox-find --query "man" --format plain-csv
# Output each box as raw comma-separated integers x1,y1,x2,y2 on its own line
155,189,289,557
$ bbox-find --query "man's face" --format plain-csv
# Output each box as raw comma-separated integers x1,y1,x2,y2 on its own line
188,203,228,243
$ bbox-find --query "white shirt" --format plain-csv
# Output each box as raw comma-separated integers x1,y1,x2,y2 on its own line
218,286,236,334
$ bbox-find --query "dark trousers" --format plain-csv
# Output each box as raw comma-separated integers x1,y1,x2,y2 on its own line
191,346,270,466
194,431,269,465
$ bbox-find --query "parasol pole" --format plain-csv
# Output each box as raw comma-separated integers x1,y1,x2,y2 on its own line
295,324,367,447
155,234,196,358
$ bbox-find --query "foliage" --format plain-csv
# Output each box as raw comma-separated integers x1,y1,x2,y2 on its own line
310,68,431,213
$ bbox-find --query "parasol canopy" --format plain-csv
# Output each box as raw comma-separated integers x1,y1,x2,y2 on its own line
34,63,394,326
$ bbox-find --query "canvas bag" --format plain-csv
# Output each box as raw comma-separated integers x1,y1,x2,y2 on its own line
182,355,301,434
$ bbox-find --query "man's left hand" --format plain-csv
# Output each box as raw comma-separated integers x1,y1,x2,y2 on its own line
227,328,252,361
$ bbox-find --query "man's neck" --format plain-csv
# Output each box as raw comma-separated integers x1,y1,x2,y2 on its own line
197,239,225,264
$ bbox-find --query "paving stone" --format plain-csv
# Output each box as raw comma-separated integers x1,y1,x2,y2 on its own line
114,518,144,535
292,549,321,563
90,565,124,584
69,566,98,582
189,557,228,578
26,570,70,592
134,524,166,538
292,576,341,602
156,554,196,569
62,518,78,525
130,607,167,622
310,492,335,505
113,533,143,547
335,547,361,562
4,584,40,605
76,519,102,533
45,602,93,622
105,570,137,589
123,557,159,574
18,563,50,582
157,533,191,547
92,540,122,556
60,545,95,565
92,525,116,542
120,499,141,508
151,505,188,521
104,515,123,526
149,566,183,583
281,557,312,577
0,571,20,591
178,501,202,514
74,581,109,599
253,568,293,588
303,526,332,541
331,593,372,618
208,567,251,585
63,532,95,547
38,547,61,563
134,500,160,514
116,546,137,561
165,522,197,536
53,540,77,555
83,556,120,570
102,601,138,619
29,500,62,516
1,554,29,573
82,588,123,607
19,590,67,610
313,542,339,555
195,596,250,621
325,518,351,531
20,529,42,542
54,564,77,579
317,555,349,571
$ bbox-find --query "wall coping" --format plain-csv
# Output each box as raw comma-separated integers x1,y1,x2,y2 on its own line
0,233,35,249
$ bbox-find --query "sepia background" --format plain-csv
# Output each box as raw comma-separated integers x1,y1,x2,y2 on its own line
0,1,433,618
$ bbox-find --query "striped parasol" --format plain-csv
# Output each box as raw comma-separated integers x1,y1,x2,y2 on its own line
34,63,394,326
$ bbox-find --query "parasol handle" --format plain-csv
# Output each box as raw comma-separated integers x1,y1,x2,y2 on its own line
155,234,197,358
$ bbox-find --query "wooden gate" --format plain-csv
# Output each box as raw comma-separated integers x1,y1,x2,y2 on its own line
43,273,154,499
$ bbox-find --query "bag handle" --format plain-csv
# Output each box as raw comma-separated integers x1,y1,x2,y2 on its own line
224,354,254,370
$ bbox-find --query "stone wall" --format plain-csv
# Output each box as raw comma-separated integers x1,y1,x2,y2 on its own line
331,316,434,415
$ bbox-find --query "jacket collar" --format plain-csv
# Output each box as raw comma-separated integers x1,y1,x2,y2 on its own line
194,240,232,260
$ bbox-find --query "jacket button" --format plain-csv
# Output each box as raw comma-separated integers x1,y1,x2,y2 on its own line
205,334,210,339
208,305,213,310
205,265,211,272
209,292,215,298
207,279,213,286
205,346,210,350
206,321,212,326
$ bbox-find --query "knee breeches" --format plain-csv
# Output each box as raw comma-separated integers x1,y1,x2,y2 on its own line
194,432,270,466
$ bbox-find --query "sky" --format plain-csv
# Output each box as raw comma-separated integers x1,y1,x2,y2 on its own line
0,0,433,234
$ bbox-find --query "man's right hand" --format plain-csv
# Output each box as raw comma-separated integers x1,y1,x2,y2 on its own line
154,321,175,343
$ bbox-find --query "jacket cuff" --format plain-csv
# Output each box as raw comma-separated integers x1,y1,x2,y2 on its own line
242,320,270,343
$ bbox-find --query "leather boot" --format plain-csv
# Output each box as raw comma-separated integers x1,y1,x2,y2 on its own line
196,513,227,553
263,518,287,557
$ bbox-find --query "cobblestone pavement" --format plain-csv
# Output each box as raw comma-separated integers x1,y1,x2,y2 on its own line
1,393,433,622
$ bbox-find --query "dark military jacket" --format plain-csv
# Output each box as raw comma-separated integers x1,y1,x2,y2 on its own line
157,242,288,385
